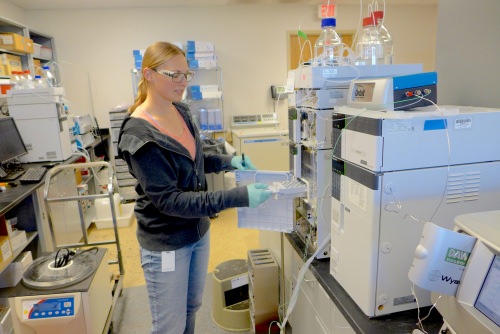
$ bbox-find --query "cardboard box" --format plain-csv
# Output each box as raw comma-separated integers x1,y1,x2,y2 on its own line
0,251,33,288
0,33,33,54
33,58,42,76
0,53,22,75
9,229,27,251
0,236,12,262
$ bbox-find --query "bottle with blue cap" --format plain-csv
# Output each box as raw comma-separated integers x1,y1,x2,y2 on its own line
313,17,343,66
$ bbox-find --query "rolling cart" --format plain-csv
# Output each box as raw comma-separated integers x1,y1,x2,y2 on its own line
8,161,125,334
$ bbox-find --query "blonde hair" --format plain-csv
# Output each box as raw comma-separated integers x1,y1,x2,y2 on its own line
129,41,186,114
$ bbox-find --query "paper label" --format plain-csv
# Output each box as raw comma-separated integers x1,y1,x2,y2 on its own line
161,251,175,272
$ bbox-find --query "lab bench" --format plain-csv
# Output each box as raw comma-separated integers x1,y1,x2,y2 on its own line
0,134,111,267
284,233,444,334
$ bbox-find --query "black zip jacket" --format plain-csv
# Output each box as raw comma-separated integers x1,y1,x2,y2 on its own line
118,102,248,251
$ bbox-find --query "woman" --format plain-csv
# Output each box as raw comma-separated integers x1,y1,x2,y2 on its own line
118,41,271,334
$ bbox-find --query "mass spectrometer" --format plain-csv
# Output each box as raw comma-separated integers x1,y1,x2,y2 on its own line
329,105,500,317
7,88,73,162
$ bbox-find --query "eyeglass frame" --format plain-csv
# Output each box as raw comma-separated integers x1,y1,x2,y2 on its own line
154,69,195,82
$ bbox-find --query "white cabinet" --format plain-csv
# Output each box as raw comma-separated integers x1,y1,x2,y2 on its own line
284,238,355,334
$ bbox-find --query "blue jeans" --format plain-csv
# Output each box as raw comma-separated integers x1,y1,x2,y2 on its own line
141,231,210,334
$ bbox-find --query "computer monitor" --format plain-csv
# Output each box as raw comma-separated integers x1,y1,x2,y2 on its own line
433,211,500,334
0,117,28,172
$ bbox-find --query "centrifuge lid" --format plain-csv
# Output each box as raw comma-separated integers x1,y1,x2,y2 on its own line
22,251,97,290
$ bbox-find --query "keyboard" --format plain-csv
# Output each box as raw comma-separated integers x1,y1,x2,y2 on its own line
18,167,48,184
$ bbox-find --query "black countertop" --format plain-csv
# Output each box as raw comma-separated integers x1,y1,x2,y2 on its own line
286,233,444,334
0,137,110,216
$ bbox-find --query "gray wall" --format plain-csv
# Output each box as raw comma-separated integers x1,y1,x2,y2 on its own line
436,0,500,108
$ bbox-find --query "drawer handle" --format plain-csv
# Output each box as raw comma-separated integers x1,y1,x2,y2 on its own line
304,278,316,283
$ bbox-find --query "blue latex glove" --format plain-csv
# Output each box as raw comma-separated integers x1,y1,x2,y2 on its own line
247,183,272,208
231,155,256,170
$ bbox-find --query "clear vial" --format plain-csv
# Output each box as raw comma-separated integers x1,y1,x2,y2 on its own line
373,11,394,64
355,16,385,66
314,17,343,66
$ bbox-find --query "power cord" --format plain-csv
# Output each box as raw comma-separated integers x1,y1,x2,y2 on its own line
53,247,98,268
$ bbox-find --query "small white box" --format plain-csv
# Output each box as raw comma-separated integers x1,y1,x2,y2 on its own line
186,40,215,52
33,43,42,57
188,59,217,69
9,230,27,251
93,202,135,229
0,251,32,288
40,46,53,59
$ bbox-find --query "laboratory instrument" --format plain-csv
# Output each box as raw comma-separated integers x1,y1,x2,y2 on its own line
347,72,437,111
332,105,500,172
432,210,500,334
7,88,73,163
231,122,288,172
294,63,422,89
6,248,112,334
330,105,500,317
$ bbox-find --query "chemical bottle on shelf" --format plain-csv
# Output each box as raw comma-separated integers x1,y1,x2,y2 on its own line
355,15,385,66
373,10,393,64
42,65,57,87
22,70,35,89
34,75,47,88
314,17,343,66
199,108,208,131
10,71,22,90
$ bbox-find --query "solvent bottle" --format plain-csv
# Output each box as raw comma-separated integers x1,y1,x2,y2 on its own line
23,70,35,89
11,71,22,90
355,15,385,66
42,65,57,87
34,75,47,88
314,17,343,66
373,11,393,64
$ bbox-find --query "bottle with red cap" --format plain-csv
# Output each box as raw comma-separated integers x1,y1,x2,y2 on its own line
314,17,343,66
373,10,393,64
355,15,384,66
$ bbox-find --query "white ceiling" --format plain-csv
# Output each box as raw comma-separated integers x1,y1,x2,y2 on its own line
6,0,436,10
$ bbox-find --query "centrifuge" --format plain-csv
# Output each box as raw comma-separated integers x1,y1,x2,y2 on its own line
2,248,112,334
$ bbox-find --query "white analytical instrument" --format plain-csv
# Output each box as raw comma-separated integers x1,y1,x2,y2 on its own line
5,248,112,334
7,88,73,163
290,64,424,260
231,117,289,172
430,211,500,334
329,105,500,317
347,72,437,111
